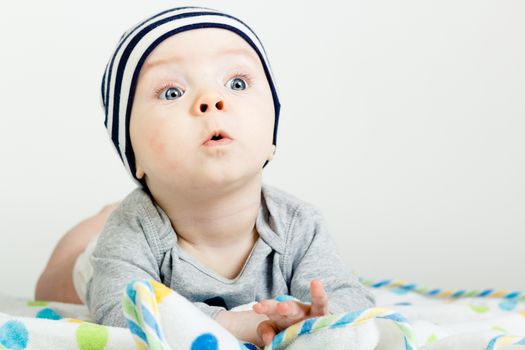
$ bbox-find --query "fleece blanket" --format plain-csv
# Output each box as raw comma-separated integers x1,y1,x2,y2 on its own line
0,278,524,349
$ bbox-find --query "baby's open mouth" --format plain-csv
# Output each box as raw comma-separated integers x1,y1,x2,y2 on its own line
202,130,233,147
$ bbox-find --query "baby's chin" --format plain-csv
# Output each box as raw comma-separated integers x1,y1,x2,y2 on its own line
150,162,261,192
191,162,262,188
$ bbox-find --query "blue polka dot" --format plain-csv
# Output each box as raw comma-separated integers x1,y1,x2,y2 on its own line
242,343,258,349
499,300,517,311
0,320,29,349
36,308,63,320
191,333,218,350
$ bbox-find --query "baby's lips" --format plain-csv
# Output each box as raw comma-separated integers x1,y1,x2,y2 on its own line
202,137,233,147
201,129,233,145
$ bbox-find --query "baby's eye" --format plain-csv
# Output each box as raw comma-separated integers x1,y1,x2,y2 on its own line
159,86,184,100
226,77,247,91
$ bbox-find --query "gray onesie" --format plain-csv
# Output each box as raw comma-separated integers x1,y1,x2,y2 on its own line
86,183,375,327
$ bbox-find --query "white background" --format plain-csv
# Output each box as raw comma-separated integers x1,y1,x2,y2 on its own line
0,0,523,298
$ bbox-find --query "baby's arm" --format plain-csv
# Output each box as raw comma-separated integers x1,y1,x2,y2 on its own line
251,205,375,345
86,204,226,327
286,205,375,313
215,310,268,347
86,206,163,327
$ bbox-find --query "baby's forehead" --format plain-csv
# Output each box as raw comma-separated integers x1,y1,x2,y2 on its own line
143,28,261,70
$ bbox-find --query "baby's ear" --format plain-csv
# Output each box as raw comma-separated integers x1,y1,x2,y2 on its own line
135,165,145,179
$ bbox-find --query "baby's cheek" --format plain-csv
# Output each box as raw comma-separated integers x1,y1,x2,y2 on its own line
148,133,166,155
147,126,182,172
146,121,174,155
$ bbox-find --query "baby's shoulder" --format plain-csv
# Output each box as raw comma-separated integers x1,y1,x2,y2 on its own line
262,183,324,228
96,188,147,239
97,187,173,252
119,187,154,212
101,187,158,236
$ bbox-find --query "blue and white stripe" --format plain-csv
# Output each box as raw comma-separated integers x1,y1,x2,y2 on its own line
101,6,281,187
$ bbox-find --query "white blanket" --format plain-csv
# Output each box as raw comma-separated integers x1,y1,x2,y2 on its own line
1,279,524,349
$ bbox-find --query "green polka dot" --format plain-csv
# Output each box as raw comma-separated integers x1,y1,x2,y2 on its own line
75,323,109,350
426,334,438,344
26,300,49,307
470,304,490,313
491,325,508,333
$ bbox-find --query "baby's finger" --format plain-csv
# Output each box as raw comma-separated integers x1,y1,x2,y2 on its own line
253,300,280,317
257,319,279,345
276,301,308,319
310,280,329,316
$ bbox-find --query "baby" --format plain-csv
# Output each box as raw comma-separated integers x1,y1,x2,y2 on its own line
36,6,374,347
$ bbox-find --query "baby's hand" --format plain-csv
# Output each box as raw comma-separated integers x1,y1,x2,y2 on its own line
252,280,329,345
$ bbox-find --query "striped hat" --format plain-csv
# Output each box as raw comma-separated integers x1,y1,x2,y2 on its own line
101,6,281,188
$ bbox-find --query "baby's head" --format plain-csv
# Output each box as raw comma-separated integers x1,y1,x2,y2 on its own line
101,7,280,193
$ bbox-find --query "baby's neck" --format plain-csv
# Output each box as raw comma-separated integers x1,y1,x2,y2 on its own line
151,176,262,251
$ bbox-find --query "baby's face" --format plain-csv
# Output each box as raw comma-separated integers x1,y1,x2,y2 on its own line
130,28,275,192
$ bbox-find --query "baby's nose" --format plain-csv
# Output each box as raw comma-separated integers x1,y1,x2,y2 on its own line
200,100,224,113
193,91,226,115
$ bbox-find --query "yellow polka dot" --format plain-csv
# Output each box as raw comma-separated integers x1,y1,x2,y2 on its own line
66,319,84,323
520,311,525,318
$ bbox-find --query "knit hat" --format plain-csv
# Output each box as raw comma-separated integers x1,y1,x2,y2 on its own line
101,6,281,188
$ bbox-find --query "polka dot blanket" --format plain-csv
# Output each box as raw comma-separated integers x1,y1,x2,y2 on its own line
1,278,524,349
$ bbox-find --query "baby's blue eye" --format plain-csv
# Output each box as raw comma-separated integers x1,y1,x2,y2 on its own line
160,87,184,100
227,77,247,91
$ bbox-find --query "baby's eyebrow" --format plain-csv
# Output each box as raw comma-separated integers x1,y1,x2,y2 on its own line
218,47,259,63
143,47,259,73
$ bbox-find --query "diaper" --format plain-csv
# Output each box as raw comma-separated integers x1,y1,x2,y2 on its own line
72,238,98,304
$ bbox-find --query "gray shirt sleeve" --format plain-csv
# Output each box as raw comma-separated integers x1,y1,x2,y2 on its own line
287,204,375,314
85,202,226,327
